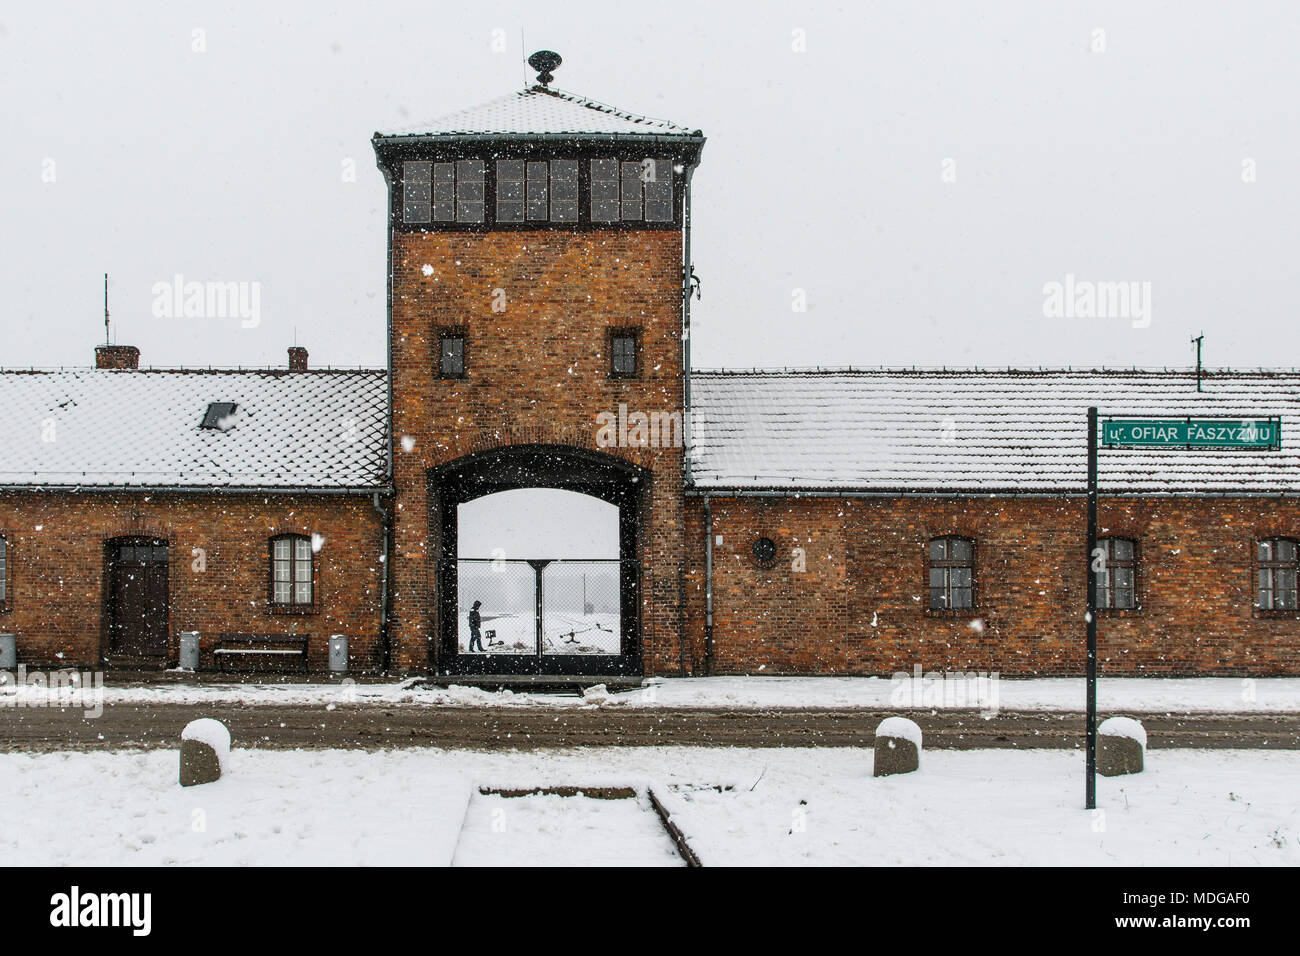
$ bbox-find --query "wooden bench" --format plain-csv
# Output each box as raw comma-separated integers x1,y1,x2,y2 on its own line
213,634,310,673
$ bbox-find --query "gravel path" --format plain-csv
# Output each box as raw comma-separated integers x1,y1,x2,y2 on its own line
3,704,1299,751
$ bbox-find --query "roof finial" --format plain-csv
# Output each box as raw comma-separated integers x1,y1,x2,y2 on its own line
527,50,562,88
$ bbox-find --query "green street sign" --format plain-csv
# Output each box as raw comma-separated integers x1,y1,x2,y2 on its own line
1101,417,1281,449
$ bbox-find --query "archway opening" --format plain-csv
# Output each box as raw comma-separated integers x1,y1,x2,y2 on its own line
429,445,647,676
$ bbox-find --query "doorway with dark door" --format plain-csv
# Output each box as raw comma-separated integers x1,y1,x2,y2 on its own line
106,537,170,661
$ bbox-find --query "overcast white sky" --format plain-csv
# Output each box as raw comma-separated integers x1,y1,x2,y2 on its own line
1,1,1297,372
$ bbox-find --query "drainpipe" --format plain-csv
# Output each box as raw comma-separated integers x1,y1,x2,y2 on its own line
704,495,714,675
372,491,392,674
681,163,696,487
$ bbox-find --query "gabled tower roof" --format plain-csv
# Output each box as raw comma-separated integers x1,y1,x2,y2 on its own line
375,85,703,142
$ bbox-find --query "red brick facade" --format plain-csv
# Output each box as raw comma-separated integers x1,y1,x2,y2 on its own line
386,229,687,674
682,495,1300,676
0,490,382,670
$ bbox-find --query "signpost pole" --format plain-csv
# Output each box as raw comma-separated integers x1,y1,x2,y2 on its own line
1086,407,1098,810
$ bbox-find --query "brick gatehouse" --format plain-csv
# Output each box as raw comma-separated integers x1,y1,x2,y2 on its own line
2,60,1298,677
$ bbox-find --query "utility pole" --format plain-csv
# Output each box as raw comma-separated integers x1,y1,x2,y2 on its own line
1192,333,1204,392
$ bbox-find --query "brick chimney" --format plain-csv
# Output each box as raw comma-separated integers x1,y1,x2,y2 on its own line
288,346,309,372
95,345,140,369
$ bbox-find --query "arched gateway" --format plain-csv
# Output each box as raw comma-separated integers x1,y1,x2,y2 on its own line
429,445,648,675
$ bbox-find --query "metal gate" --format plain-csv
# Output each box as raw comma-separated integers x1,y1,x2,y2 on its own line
442,557,638,674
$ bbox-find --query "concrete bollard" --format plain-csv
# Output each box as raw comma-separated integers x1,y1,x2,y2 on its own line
179,631,200,671
873,716,922,776
1098,716,1146,776
180,718,231,787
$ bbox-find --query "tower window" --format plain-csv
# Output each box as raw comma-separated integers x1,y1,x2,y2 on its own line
609,329,639,378
590,158,673,223
438,328,466,378
402,162,432,222
404,160,485,224
496,159,578,223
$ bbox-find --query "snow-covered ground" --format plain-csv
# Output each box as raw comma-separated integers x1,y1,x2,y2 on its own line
8,675,1295,713
453,791,683,866
456,610,621,655
2,746,1295,866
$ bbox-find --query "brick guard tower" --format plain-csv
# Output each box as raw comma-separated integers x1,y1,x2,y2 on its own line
372,53,705,676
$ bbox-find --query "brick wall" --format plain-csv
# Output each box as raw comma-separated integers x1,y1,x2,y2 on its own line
387,228,687,674
685,495,1300,676
0,490,383,670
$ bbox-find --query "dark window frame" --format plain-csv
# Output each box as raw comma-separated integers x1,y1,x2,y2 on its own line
437,327,468,379
1096,536,1140,613
200,402,238,430
268,533,316,612
1255,536,1300,616
608,327,640,379
926,535,976,614
752,536,779,569
388,145,691,233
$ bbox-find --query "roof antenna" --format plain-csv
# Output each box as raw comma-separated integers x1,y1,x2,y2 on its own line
1192,332,1204,391
103,272,110,345
528,50,561,88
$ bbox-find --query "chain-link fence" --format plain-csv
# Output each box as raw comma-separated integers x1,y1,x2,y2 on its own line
454,558,625,656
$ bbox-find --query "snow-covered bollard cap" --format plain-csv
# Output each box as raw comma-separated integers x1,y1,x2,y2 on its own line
873,716,922,776
180,718,231,787
1098,716,1147,747
1097,716,1145,777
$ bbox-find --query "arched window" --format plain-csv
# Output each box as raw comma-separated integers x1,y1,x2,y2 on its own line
1096,537,1138,610
1257,538,1298,611
928,536,974,610
270,534,313,607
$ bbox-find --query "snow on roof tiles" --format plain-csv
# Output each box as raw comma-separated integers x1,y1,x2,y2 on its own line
688,369,1300,494
0,369,387,490
376,86,701,139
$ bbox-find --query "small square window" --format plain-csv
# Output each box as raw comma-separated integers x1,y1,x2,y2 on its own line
439,330,466,378
610,330,638,377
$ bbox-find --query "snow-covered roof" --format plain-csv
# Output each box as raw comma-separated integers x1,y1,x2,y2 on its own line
688,369,1300,495
376,86,702,139
0,369,387,490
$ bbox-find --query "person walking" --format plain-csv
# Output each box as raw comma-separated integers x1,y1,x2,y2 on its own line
467,600,485,653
